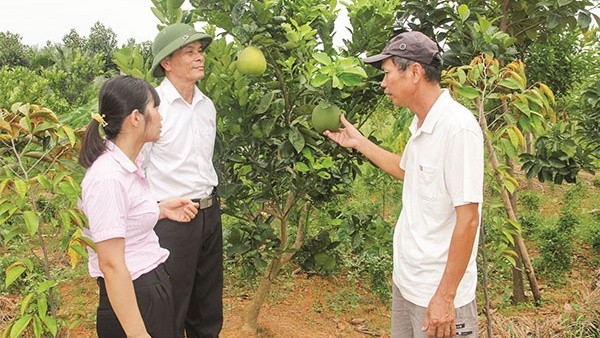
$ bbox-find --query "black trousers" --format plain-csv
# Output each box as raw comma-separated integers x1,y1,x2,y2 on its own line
96,263,175,338
154,193,223,338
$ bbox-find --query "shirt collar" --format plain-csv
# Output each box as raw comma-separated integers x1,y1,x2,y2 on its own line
160,77,207,106
409,89,450,135
105,140,143,175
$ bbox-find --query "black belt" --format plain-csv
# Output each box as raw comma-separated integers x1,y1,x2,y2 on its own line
191,188,217,210
97,263,169,288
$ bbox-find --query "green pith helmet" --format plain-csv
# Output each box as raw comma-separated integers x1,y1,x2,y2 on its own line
150,23,213,78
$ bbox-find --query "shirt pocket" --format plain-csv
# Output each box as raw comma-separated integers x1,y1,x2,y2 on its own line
417,164,440,201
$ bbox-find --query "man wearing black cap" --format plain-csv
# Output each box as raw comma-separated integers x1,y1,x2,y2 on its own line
143,23,223,337
325,31,483,338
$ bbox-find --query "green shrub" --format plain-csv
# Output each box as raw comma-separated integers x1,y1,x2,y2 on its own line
293,230,341,276
519,191,543,214
337,213,393,302
535,211,579,280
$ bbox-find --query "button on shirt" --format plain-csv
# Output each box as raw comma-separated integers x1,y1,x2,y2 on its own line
79,141,169,280
393,89,484,308
142,78,218,201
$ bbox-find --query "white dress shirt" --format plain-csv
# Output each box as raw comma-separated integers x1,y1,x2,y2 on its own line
143,78,218,201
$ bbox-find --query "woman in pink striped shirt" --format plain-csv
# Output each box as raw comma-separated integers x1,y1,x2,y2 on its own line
78,75,199,338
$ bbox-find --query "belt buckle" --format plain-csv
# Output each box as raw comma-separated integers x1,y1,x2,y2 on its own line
199,196,213,209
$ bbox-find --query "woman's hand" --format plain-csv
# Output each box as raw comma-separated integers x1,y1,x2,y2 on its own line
158,198,200,222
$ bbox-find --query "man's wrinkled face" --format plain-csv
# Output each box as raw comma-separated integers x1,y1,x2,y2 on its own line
161,41,205,82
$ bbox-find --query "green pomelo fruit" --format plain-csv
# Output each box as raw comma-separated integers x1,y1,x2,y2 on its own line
311,102,341,133
237,46,267,76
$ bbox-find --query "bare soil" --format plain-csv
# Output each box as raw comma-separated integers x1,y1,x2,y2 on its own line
5,262,594,338
2,174,599,337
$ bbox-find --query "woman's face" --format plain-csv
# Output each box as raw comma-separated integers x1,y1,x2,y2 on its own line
142,95,162,142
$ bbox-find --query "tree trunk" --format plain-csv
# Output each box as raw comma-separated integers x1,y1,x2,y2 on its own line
507,157,527,303
511,245,527,303
478,219,494,338
476,99,542,305
240,249,299,334
525,132,534,190
241,197,310,333
241,255,283,334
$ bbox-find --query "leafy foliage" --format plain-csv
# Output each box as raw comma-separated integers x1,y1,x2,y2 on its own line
0,67,69,115
0,103,88,337
62,22,119,72
0,32,31,68
534,183,588,281
294,230,341,276
525,30,588,98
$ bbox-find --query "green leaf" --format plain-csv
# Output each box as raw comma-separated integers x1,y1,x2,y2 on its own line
35,175,52,191
547,13,562,29
500,138,517,158
312,52,332,66
40,314,57,337
32,122,55,134
557,0,573,6
151,7,167,24
37,295,48,318
20,293,34,315
332,75,342,89
33,315,42,338
338,73,363,87
256,92,274,114
341,66,367,78
310,74,330,87
314,252,336,271
23,210,40,236
288,127,305,153
294,162,310,173
457,4,470,22
317,171,331,179
316,156,334,169
37,280,58,293
14,179,28,199
3,323,13,338
499,78,524,90
5,264,26,287
578,11,592,29
10,315,32,338
457,86,480,99
0,178,10,194
477,16,492,33
60,211,72,230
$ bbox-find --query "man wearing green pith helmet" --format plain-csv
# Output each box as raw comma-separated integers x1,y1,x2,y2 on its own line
143,23,223,338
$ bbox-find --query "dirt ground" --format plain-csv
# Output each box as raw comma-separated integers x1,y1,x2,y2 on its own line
2,175,599,337
1,260,598,337
54,271,392,338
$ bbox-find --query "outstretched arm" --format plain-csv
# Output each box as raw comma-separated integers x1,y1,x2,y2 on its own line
324,115,404,180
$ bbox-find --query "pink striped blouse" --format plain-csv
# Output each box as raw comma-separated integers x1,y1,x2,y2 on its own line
79,141,168,280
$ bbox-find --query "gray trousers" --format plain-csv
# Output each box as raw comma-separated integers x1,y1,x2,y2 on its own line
391,283,478,338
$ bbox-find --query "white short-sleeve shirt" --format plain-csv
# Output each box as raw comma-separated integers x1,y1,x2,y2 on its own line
79,141,169,280
393,89,484,308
